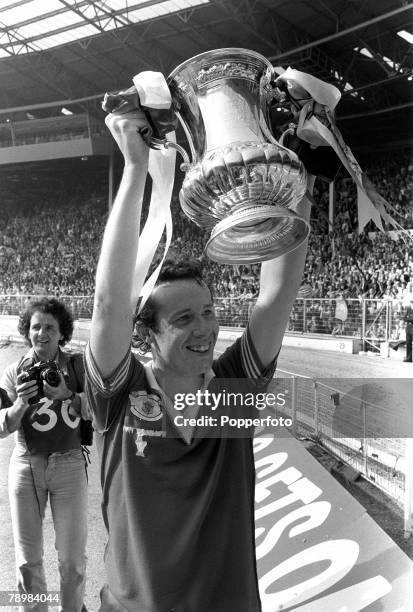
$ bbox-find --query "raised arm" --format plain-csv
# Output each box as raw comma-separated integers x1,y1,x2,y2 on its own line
248,176,314,367
90,112,149,378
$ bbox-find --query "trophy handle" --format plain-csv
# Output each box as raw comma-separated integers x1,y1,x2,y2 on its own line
151,137,191,171
258,67,286,149
278,126,295,147
259,67,300,157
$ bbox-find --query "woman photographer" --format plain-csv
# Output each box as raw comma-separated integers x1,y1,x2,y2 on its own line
0,297,89,612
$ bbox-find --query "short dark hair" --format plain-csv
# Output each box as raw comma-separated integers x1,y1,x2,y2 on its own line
18,297,74,347
133,257,212,354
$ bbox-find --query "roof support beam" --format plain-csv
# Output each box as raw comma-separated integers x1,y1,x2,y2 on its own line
339,100,413,120
268,3,413,61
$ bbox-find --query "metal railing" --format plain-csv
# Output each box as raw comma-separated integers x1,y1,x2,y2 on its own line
1,294,411,534
271,368,412,535
0,295,410,350
0,295,94,320
215,296,409,349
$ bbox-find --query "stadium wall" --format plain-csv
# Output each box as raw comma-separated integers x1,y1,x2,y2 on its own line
0,316,366,355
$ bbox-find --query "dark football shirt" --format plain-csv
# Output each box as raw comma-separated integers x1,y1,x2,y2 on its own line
0,349,82,453
85,329,276,612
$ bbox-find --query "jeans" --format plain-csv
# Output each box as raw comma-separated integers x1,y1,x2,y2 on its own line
8,448,88,612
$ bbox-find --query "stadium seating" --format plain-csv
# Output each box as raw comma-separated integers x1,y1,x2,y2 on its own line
0,153,412,329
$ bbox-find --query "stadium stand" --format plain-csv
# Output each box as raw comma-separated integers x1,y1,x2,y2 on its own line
0,7,412,608
1,153,411,303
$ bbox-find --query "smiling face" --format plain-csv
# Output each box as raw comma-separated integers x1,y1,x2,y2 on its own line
29,311,63,362
148,279,219,379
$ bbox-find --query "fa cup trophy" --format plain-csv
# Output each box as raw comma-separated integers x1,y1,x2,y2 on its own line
104,47,409,272
165,48,308,263
104,48,310,264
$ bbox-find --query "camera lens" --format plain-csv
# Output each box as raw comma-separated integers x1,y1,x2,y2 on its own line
42,368,60,387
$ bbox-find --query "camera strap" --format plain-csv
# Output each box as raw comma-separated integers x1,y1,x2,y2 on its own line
16,354,31,375
68,354,84,394
69,354,94,452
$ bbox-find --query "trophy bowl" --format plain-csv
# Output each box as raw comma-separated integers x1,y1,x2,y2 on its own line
167,48,309,264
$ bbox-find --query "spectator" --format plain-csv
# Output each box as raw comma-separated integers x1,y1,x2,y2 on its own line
0,150,411,338
0,297,90,611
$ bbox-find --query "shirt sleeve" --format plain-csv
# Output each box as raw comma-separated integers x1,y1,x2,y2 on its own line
84,342,144,434
214,325,278,388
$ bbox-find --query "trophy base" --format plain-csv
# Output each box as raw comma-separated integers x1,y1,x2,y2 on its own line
205,204,310,264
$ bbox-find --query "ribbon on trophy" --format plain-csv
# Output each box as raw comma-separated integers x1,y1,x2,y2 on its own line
275,67,410,237
102,72,178,312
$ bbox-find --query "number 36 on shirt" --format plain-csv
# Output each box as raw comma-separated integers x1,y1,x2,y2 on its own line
31,397,80,432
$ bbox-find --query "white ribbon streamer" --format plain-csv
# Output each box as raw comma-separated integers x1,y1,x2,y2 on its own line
127,71,177,313
297,112,384,232
133,133,176,311
278,67,341,110
133,71,172,110
276,68,407,236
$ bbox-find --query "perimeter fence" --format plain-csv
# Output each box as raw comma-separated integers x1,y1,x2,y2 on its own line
214,296,409,351
1,293,412,532
270,368,413,535
0,295,409,351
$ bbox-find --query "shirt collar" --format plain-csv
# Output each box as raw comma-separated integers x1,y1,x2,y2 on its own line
144,360,215,395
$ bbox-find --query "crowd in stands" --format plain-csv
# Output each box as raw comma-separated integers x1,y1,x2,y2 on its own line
0,151,412,340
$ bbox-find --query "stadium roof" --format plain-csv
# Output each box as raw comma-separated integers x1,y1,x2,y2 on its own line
0,0,211,56
0,0,412,150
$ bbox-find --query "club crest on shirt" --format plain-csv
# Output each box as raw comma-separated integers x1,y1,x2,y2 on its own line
129,389,163,422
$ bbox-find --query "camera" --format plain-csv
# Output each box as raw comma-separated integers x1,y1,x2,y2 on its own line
20,360,61,404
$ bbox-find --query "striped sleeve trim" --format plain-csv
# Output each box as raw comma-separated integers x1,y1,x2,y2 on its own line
241,326,278,383
85,342,132,396
241,326,263,379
